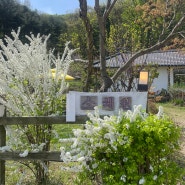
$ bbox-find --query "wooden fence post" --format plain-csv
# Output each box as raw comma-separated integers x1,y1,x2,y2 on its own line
0,105,5,185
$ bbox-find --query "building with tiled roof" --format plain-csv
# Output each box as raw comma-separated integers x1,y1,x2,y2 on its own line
94,50,185,92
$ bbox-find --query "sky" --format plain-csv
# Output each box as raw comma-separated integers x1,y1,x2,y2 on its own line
28,0,95,15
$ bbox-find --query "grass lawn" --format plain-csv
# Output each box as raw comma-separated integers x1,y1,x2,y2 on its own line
158,102,185,170
157,102,185,127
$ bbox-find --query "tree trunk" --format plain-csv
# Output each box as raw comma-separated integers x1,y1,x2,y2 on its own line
79,0,94,92
98,17,112,92
23,124,52,184
95,0,115,92
35,161,49,185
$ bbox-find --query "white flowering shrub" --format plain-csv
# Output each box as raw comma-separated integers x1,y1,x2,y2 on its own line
0,27,74,116
0,28,75,184
60,105,183,185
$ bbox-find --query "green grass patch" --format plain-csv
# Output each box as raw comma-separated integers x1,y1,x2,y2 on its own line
157,102,185,125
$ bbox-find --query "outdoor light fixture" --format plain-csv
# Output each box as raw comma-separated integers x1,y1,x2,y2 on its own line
138,71,149,91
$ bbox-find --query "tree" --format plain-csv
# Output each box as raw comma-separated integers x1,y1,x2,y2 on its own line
23,0,31,8
78,0,185,92
111,1,185,91
0,28,75,184
104,0,185,92
76,0,117,92
94,0,118,92
0,0,22,36
0,0,66,54
59,12,93,91
79,0,95,91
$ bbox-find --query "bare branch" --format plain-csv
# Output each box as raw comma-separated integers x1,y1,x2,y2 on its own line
160,1,176,38
104,0,118,19
169,13,185,34
94,0,101,16
74,59,88,63
79,0,87,17
180,33,185,38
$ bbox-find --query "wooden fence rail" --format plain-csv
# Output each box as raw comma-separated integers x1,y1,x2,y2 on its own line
0,115,88,185
0,125,6,185
0,151,61,161
0,116,87,125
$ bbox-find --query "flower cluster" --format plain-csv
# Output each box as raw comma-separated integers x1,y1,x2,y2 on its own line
0,28,76,183
60,105,182,184
0,27,75,116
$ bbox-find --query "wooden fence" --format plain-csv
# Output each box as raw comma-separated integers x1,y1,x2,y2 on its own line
0,115,87,185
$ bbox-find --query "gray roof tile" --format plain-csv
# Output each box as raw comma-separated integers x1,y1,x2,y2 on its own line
94,50,185,67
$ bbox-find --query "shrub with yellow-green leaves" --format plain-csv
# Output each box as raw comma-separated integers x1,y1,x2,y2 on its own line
60,105,183,185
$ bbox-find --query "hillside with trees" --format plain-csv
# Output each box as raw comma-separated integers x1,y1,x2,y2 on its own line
0,0,67,53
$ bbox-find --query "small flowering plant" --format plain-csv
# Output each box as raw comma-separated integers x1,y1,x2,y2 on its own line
60,105,183,184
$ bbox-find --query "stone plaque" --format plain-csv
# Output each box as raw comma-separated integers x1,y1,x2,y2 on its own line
80,96,98,110
102,96,114,111
119,97,132,110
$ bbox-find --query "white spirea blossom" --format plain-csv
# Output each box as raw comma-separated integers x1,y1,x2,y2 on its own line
0,27,75,116
0,29,76,182
157,106,164,119
153,175,158,180
125,105,148,122
60,106,130,171
120,174,126,182
30,143,46,152
19,149,29,157
0,146,11,152
139,177,145,184
123,157,128,162
149,165,154,172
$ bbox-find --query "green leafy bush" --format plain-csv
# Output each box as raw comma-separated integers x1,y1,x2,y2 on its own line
60,105,183,185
